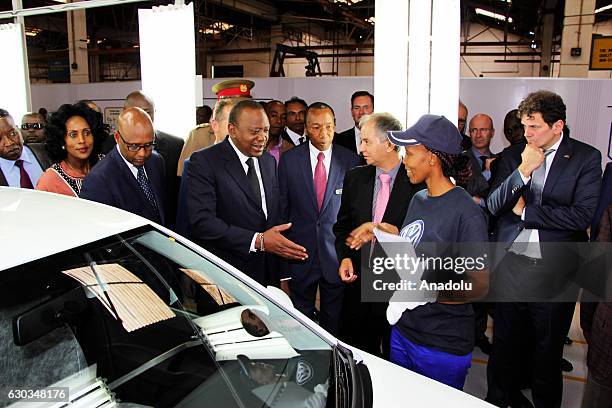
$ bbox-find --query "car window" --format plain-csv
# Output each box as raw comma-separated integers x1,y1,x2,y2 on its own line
0,226,333,408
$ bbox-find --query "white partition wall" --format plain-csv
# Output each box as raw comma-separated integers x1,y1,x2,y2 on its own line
139,3,196,138
374,0,460,128
0,23,31,121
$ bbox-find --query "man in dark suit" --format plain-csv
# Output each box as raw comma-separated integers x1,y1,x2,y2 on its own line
80,107,166,225
334,91,373,159
485,90,602,407
333,112,423,358
187,99,307,286
282,97,308,146
0,109,48,188
278,102,359,335
123,91,184,229
458,100,472,152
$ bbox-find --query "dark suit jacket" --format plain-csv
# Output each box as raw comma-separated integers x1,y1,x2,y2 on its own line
155,130,184,229
278,143,359,282
591,162,612,239
186,138,280,285
334,127,358,154
0,144,50,187
487,136,601,247
80,148,166,225
333,164,424,275
464,148,493,198
280,129,296,147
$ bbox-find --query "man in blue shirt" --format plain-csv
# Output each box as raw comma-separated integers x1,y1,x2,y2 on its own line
0,109,44,188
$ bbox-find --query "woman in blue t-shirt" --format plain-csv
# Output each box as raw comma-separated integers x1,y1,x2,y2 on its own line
347,115,489,390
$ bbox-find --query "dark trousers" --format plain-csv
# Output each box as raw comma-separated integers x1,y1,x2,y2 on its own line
473,302,491,343
289,260,344,336
488,301,574,408
339,280,390,359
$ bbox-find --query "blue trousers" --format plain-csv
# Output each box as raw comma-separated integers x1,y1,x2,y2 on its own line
390,326,472,390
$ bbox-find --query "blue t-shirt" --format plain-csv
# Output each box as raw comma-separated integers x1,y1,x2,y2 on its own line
396,187,488,356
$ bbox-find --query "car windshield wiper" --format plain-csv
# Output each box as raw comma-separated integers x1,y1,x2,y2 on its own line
84,253,122,323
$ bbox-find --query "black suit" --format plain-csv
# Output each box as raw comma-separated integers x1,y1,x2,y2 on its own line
0,144,50,187
80,148,166,225
485,136,602,407
333,164,423,357
154,130,184,229
186,138,280,286
334,127,358,154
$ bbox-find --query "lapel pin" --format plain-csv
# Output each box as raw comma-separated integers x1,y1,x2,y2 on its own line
564,155,570,159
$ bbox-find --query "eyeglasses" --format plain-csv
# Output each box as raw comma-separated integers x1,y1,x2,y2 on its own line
117,130,157,152
21,123,45,130
469,127,492,133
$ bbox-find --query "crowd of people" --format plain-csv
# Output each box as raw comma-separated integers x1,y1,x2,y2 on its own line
0,81,610,408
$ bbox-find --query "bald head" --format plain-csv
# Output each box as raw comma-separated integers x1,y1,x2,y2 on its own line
124,91,155,123
468,113,494,153
115,107,155,167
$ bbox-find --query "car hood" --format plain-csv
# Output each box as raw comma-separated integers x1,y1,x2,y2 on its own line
354,348,493,407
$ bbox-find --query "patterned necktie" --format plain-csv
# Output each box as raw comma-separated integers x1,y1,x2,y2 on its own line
14,159,33,189
136,166,160,219
246,158,262,208
314,152,327,211
373,173,391,223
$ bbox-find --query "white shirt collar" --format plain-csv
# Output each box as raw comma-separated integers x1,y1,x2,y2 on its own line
0,145,35,172
116,144,141,179
228,136,254,171
286,127,305,145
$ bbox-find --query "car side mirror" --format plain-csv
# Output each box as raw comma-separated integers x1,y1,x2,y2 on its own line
266,285,294,310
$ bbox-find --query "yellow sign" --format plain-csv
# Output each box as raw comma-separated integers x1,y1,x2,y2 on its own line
590,36,612,70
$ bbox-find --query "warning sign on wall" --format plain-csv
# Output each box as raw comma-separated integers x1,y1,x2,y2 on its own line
590,36,612,70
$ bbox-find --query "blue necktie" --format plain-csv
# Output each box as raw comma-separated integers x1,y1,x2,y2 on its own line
137,166,160,219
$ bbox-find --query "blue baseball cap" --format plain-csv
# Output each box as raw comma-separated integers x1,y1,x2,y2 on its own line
387,114,462,155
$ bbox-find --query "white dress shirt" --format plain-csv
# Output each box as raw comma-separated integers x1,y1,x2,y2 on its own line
286,128,306,146
228,137,268,253
518,134,563,245
0,146,43,187
309,141,332,179
116,144,150,180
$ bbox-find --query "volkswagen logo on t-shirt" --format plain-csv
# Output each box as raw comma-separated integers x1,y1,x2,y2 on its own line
296,360,314,385
400,220,424,246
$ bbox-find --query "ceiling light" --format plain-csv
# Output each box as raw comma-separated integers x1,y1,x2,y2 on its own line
24,27,42,37
365,16,374,24
594,4,612,13
475,7,513,23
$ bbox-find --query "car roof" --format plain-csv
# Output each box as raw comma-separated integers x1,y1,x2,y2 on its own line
0,187,147,271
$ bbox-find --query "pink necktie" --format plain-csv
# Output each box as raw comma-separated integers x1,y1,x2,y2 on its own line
314,152,327,210
373,173,391,223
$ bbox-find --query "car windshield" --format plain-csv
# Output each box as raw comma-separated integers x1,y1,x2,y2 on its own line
0,226,335,408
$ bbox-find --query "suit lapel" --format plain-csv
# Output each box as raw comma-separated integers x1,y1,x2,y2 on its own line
221,139,262,209
260,155,275,221
382,166,409,222
358,166,376,222
299,146,318,212
543,136,572,197
0,168,7,187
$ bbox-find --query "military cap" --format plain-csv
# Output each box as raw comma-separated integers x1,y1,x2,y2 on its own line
211,79,255,100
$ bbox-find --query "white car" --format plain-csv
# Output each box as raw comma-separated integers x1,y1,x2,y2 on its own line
0,188,491,408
